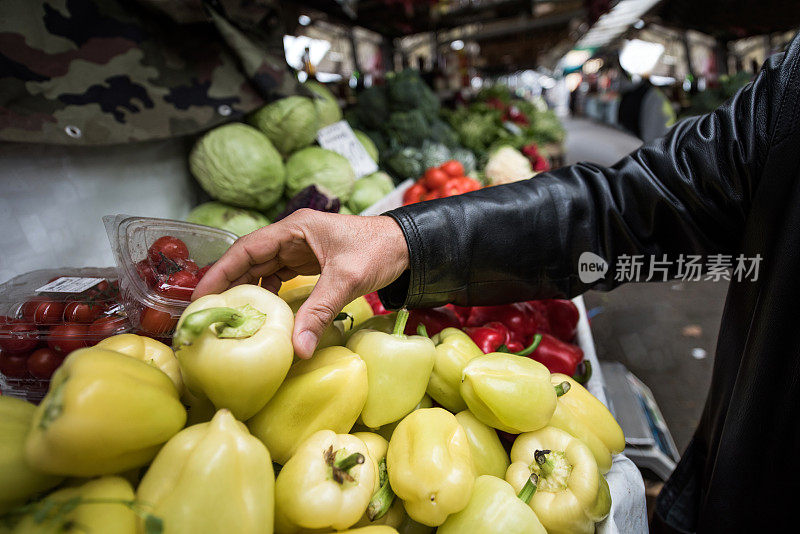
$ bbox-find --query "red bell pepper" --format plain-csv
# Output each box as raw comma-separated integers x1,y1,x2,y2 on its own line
364,292,390,315
464,322,512,354
542,299,579,342
511,333,583,376
465,303,547,346
403,306,461,337
447,304,472,324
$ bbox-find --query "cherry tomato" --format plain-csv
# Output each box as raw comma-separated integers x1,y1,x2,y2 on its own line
47,323,89,355
136,259,158,288
0,322,39,354
95,280,110,293
87,315,129,344
22,298,65,325
64,301,103,323
157,270,198,300
454,176,481,192
402,183,427,205
176,258,199,274
423,167,449,190
148,236,189,265
197,264,212,279
440,160,465,177
140,307,176,335
27,348,64,379
0,353,30,378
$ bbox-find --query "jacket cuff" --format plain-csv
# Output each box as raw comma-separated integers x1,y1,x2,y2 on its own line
377,208,425,309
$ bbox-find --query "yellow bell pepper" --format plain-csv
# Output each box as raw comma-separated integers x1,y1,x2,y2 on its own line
173,284,294,420
351,432,397,526
345,313,397,341
275,430,376,533
346,310,435,428
95,333,182,391
460,353,569,433
454,410,510,478
438,475,546,534
248,346,369,464
338,527,398,533
0,397,62,513
279,274,374,332
6,477,136,534
386,408,474,527
551,373,625,455
426,328,483,412
548,399,613,474
505,426,611,534
136,409,274,534
24,348,186,477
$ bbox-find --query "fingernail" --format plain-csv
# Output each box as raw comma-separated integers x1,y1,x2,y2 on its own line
296,330,318,359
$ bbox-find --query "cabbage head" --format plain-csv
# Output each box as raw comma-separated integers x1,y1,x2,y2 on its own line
348,171,394,213
354,130,378,162
249,96,318,156
304,80,342,128
189,123,285,210
186,201,270,237
285,147,356,201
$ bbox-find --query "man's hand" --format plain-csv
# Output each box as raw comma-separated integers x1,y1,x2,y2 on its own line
192,209,409,358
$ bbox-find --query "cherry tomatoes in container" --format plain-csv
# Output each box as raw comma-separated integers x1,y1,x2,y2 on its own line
47,323,89,355
136,259,159,288
148,235,190,264
423,167,449,190
0,352,30,378
140,307,177,336
440,160,465,177
0,322,39,354
64,301,103,323
27,348,64,379
22,298,65,325
87,315,129,344
197,264,213,279
156,269,199,300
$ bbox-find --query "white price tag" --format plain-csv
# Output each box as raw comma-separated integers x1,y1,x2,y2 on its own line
36,277,105,294
316,121,379,178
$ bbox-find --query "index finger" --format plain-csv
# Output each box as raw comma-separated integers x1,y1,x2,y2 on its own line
192,224,292,299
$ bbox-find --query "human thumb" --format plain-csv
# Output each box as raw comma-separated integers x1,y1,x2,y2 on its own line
293,273,355,359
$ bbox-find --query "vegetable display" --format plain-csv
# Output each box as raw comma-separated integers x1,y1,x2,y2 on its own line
0,268,624,534
186,201,270,237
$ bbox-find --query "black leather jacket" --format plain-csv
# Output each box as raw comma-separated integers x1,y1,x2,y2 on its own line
381,32,800,534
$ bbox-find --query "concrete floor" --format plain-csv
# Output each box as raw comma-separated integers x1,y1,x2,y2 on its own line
563,118,726,453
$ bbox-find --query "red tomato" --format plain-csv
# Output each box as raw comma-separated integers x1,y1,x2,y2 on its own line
176,258,199,274
140,307,176,335
136,259,158,288
0,353,30,378
148,236,190,265
423,167,449,190
422,190,442,201
157,269,199,300
0,322,39,354
64,301,103,323
22,298,65,325
453,176,481,192
95,280,110,293
47,323,89,355
27,348,64,379
440,160,465,177
87,315,129,344
197,264,212,279
439,181,463,197
402,183,427,205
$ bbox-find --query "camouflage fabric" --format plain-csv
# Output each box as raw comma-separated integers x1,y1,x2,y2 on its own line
0,0,302,145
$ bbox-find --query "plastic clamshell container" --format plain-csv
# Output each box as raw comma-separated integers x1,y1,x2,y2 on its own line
0,267,131,402
104,215,237,336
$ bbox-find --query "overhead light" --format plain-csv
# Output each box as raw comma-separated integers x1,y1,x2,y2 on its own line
451,40,465,51
298,14,311,26
619,39,664,75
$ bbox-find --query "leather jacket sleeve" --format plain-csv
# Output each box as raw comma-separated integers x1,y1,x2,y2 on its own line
379,44,795,310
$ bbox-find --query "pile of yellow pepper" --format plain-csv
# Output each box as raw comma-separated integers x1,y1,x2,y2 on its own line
0,278,625,534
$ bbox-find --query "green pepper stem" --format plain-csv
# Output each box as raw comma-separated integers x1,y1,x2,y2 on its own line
554,381,571,397
517,473,539,504
393,308,410,336
172,307,244,348
367,460,396,521
534,449,555,478
572,360,593,384
334,452,365,472
515,334,543,356
416,323,428,337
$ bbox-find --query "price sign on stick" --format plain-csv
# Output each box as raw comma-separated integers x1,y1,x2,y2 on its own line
317,121,379,178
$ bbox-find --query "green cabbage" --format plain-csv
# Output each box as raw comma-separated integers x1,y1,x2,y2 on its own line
186,201,270,237
285,147,356,201
354,130,379,162
189,123,285,210
249,96,318,156
304,80,342,128
348,171,394,213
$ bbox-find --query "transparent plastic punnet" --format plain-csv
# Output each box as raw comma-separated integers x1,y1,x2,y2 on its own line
104,215,237,336
0,267,131,402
